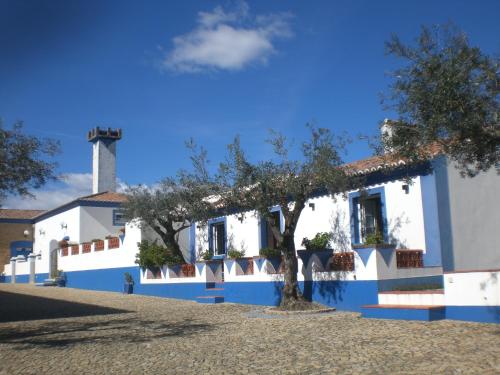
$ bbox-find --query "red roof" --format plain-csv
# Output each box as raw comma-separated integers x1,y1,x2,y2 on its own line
79,191,128,203
0,209,46,220
345,143,442,175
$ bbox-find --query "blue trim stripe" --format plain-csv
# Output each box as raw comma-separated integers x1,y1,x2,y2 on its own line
0,218,34,224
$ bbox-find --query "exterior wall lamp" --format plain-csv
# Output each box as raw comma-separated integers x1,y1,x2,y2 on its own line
60,222,68,230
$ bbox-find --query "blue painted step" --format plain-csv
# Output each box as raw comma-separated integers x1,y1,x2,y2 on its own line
196,296,225,304
361,304,445,321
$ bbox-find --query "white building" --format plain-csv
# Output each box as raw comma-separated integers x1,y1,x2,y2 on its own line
1,128,498,324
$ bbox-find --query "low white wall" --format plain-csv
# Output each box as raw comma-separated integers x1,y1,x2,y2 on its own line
15,257,30,275
59,222,141,272
444,271,500,306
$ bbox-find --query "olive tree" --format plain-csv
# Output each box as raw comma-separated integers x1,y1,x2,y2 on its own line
0,121,60,204
217,126,358,309
382,24,500,177
122,143,218,264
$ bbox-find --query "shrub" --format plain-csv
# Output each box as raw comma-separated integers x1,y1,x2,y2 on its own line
227,249,246,259
364,232,384,245
135,240,184,268
301,232,332,251
259,247,282,258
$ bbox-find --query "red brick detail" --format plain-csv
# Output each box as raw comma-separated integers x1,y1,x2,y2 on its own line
245,259,254,275
329,252,355,272
396,250,423,268
82,243,91,253
61,247,68,256
71,245,79,255
94,240,104,251
235,258,254,276
181,263,195,277
146,268,162,279
107,237,120,249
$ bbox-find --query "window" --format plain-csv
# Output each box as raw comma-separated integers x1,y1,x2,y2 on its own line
350,188,386,244
209,221,226,256
260,210,282,249
360,195,383,239
113,209,126,226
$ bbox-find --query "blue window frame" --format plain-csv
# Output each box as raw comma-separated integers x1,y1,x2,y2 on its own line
349,187,388,245
113,209,126,226
208,217,226,258
259,206,283,249
10,241,33,258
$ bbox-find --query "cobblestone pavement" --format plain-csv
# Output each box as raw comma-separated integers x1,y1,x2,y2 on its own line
0,284,499,374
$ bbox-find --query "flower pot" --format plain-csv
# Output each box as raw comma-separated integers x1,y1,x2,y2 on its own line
124,283,133,294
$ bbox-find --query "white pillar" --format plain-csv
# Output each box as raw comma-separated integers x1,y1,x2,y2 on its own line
10,257,16,284
28,254,37,283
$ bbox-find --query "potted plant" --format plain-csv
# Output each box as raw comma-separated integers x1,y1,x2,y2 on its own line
124,272,134,294
227,249,245,259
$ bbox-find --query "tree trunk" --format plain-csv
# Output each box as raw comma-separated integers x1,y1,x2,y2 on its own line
280,230,306,308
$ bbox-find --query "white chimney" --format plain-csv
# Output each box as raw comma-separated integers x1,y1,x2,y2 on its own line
87,127,122,194
380,118,394,154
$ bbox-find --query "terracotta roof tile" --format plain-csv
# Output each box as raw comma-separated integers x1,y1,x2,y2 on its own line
345,143,442,175
79,191,128,203
0,209,46,220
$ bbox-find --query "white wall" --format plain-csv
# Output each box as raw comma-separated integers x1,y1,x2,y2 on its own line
59,221,141,272
195,176,430,259
227,214,260,257
80,206,122,242
33,206,81,274
444,271,500,306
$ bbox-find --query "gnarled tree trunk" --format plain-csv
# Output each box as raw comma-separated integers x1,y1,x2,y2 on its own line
279,228,307,309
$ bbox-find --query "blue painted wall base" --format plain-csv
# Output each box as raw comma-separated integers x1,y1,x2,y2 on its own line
445,306,500,324
1,267,498,323
361,306,446,321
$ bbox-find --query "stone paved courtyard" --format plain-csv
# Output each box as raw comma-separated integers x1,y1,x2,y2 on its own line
0,284,499,374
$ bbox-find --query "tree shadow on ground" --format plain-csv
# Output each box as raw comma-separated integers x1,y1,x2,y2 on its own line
0,290,130,323
0,316,216,349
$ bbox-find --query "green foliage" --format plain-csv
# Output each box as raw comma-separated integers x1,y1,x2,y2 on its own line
364,232,384,245
392,283,442,291
0,121,60,204
124,272,134,285
122,171,218,263
259,247,282,259
301,232,332,250
135,240,184,269
227,249,246,259
383,24,500,177
198,250,212,261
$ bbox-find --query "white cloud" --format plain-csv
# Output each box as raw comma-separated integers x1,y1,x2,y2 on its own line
164,1,293,73
2,173,93,210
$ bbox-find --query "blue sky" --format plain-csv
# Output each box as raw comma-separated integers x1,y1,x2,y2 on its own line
1,0,500,209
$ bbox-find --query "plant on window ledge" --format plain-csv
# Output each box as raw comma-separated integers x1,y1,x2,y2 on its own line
227,249,246,259
301,232,332,251
198,250,212,261
259,247,281,259
364,232,384,246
